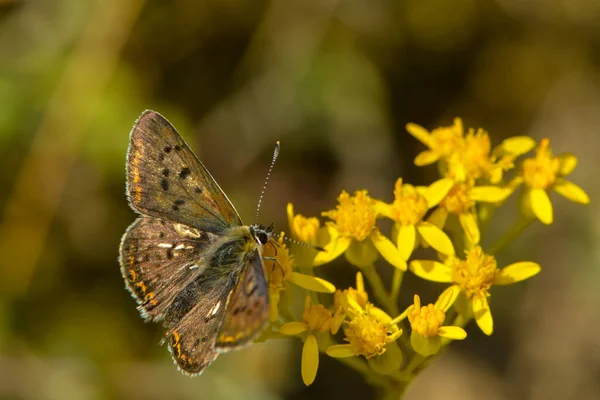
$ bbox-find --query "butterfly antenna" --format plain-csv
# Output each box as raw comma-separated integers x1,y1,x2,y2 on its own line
255,141,281,224
271,231,325,252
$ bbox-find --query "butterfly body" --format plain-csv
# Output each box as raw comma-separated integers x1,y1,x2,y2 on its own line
119,111,271,375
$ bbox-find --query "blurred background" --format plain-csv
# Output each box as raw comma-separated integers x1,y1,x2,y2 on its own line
0,0,599,399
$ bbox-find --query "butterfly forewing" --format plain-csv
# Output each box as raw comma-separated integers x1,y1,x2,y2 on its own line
119,217,219,321
127,110,242,233
216,250,270,350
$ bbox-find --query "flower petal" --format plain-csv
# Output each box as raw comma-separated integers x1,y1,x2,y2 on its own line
302,334,319,386
501,136,535,155
290,272,336,293
427,207,448,229
409,260,452,282
287,203,295,233
554,179,590,205
417,222,455,255
326,344,355,358
313,235,351,266
530,188,553,225
406,123,435,147
396,224,416,260
426,178,454,207
280,322,308,336
470,186,512,203
437,326,467,340
369,306,395,326
414,150,440,166
375,201,394,219
459,212,480,245
494,261,541,285
472,295,493,336
435,285,461,312
370,230,407,271
558,153,577,176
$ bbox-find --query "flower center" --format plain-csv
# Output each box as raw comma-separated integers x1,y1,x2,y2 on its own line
391,179,429,225
291,214,320,244
460,129,492,179
264,236,293,290
302,296,333,333
322,190,376,242
407,296,445,337
441,183,474,214
344,307,389,358
451,246,498,299
430,118,464,157
522,138,559,189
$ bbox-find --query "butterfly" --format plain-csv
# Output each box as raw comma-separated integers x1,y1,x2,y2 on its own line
119,110,273,375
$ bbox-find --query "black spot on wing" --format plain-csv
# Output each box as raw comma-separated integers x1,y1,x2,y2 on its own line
161,179,169,191
179,167,191,179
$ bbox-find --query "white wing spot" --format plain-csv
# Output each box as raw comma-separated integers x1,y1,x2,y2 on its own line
209,301,221,317
157,243,173,249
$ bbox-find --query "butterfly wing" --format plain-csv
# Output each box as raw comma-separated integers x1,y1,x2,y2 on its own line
215,250,270,350
164,266,238,374
127,110,242,233
119,217,220,321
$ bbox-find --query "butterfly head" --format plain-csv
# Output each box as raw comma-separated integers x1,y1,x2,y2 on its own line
249,223,274,246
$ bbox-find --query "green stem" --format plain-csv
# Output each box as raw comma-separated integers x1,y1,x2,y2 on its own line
335,356,394,390
403,353,425,376
486,216,534,255
390,269,404,310
362,264,398,316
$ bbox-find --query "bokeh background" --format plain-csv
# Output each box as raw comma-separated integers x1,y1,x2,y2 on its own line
1,0,599,399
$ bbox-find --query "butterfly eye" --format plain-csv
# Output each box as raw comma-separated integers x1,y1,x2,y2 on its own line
257,231,269,245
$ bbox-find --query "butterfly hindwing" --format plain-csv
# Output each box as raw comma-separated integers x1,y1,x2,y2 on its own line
119,216,219,321
127,110,242,233
216,249,270,350
165,277,234,375
164,245,244,374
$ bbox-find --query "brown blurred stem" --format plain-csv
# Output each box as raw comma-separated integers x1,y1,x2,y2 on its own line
0,0,145,296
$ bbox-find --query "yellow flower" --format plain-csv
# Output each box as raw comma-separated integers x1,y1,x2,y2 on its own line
446,128,524,183
287,203,321,246
280,296,344,385
264,233,335,321
510,138,590,225
313,190,399,269
333,271,369,317
377,178,455,265
406,118,464,166
409,246,541,335
408,118,535,183
428,181,511,245
392,288,466,357
326,304,403,374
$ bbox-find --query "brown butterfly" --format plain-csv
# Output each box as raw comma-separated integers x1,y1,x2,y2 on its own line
119,110,272,374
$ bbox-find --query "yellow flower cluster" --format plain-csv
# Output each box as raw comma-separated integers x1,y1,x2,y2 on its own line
263,118,589,389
